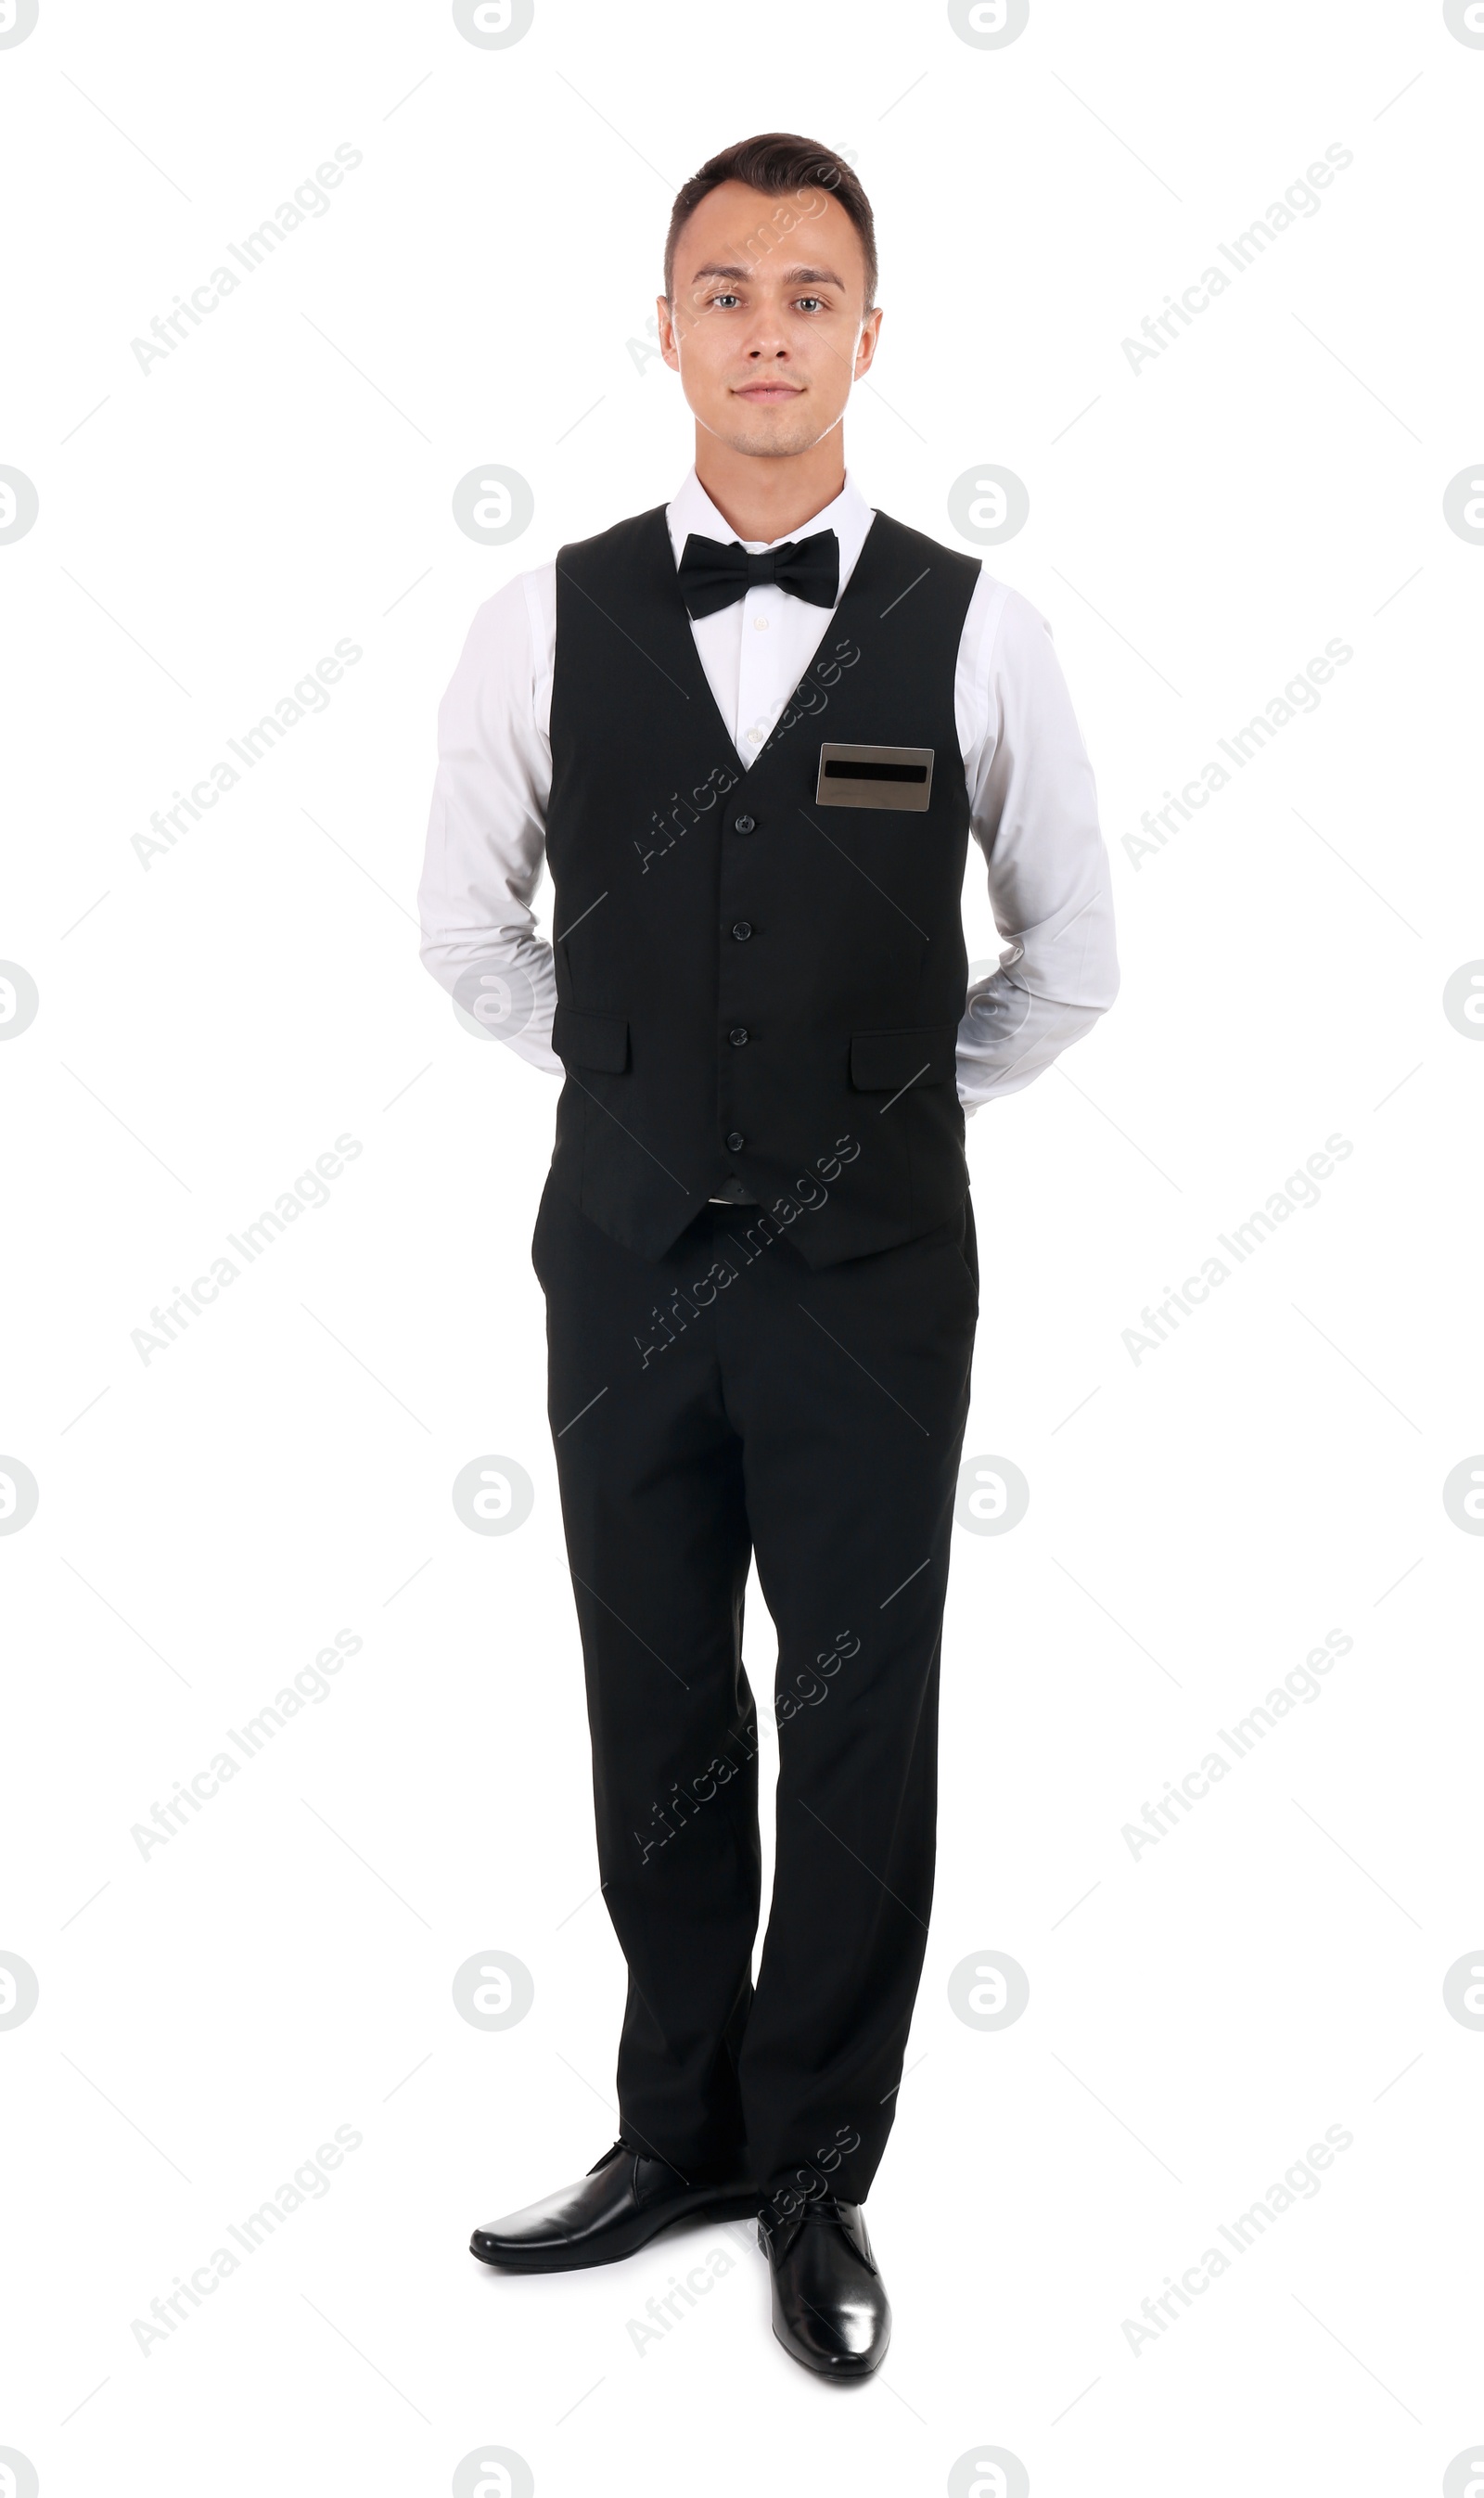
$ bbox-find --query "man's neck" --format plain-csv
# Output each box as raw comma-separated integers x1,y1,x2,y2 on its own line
693,434,847,546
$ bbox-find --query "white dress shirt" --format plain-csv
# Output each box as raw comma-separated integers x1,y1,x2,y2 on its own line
417,467,1119,1115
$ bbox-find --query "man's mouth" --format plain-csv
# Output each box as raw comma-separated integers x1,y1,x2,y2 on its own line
734,382,802,401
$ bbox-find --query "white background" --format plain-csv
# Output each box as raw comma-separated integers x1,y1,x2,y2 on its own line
3,2,1482,2492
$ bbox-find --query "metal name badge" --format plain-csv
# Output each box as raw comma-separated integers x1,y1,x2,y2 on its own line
813,742,935,812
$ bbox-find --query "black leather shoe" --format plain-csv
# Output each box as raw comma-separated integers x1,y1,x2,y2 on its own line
758,2191,891,2376
470,2139,759,2273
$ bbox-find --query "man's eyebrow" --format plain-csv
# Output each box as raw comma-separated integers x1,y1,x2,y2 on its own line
687,261,848,290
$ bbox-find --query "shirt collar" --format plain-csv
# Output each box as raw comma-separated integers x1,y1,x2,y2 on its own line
665,465,874,587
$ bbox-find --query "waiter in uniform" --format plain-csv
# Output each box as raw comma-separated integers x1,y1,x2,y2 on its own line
417,131,1119,2378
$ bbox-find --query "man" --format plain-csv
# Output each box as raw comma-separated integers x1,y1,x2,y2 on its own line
417,132,1119,2378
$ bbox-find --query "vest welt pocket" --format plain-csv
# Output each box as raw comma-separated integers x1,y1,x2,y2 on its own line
552,1006,631,1073
849,1025,958,1091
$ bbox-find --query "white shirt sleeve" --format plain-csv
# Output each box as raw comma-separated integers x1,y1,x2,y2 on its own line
954,577,1120,1115
416,565,562,1075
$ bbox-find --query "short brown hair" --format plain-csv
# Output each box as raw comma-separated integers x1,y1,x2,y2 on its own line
664,133,877,314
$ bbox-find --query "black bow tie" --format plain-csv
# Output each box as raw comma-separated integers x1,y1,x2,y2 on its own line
677,528,840,621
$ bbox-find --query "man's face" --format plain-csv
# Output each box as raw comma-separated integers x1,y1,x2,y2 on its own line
659,179,881,461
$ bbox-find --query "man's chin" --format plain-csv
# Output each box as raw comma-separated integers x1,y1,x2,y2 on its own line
714,408,825,460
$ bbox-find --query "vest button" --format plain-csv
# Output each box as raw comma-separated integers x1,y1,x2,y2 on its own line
729,1026,749,1047
725,1131,745,1153
731,920,752,941
733,813,756,835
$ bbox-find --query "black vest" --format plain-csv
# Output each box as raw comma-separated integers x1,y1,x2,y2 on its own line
544,504,982,1269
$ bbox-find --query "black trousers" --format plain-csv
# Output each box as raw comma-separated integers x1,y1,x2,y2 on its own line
531,1176,979,2204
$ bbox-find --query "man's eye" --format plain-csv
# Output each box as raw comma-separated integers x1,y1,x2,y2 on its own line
796,296,825,313
710,292,742,309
